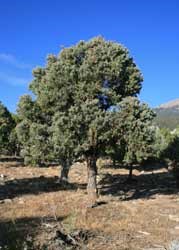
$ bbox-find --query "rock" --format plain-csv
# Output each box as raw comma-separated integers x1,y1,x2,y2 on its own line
138,230,150,236
144,248,165,250
12,179,18,184
143,245,166,250
4,199,12,203
168,240,179,250
55,179,61,184
0,199,12,204
18,198,24,204
169,215,179,222
0,174,7,184
0,174,5,179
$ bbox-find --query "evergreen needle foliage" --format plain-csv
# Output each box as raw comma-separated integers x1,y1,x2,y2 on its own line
0,101,16,155
17,37,155,205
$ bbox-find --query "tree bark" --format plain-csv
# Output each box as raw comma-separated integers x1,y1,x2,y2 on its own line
171,161,179,188
60,159,70,182
86,156,98,207
127,165,133,181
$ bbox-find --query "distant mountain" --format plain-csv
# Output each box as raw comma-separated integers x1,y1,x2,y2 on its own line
157,99,179,110
154,99,179,130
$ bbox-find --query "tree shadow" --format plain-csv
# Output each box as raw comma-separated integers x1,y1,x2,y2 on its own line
0,156,23,163
99,171,179,200
0,176,86,200
0,215,66,250
102,160,167,172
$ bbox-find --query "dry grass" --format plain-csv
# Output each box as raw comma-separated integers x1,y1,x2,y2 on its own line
0,161,179,249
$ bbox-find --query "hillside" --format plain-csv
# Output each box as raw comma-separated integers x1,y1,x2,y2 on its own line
154,99,179,130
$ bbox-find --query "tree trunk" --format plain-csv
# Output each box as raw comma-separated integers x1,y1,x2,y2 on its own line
60,160,70,182
87,156,98,207
127,165,133,181
171,161,179,188
113,159,116,167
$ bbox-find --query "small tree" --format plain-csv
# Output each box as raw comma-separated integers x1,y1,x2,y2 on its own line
105,99,155,171
152,127,172,161
0,101,15,155
8,114,21,156
162,134,179,187
16,95,53,166
110,97,155,180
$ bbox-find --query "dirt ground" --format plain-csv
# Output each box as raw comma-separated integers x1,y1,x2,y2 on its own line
0,160,179,250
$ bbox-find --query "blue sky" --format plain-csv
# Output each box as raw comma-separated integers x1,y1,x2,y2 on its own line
0,0,178,112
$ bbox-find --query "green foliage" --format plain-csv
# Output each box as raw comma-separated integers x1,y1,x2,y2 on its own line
18,37,144,169
171,126,179,136
162,132,179,187
110,97,155,166
16,95,52,166
9,128,20,156
30,37,142,113
161,130,179,163
152,126,179,185
16,35,156,189
151,127,173,161
0,101,16,155
29,123,52,166
122,98,155,164
16,120,31,164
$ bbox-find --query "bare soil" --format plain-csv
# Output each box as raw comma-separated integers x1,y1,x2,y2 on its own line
0,161,179,249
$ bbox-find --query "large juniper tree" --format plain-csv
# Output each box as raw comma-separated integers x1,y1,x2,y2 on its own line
19,37,145,205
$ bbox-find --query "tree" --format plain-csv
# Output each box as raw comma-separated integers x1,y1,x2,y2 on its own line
116,97,155,180
152,127,172,161
8,114,21,156
16,95,53,166
105,98,155,174
24,37,144,206
0,101,15,155
161,130,179,187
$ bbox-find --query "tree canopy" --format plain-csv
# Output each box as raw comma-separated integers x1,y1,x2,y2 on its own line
17,37,154,206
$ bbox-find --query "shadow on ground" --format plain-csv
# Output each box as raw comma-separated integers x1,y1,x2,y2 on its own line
99,171,179,200
0,176,86,200
0,215,95,250
0,215,65,250
102,160,167,172
0,157,23,163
